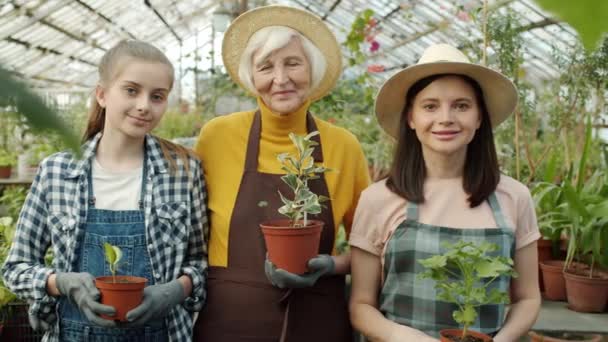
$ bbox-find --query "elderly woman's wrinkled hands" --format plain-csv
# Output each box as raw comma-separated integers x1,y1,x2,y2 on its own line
264,254,335,288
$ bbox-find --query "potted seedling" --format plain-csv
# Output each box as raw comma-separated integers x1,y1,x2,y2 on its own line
259,131,330,274
0,149,16,179
0,216,17,337
418,241,517,342
94,242,147,321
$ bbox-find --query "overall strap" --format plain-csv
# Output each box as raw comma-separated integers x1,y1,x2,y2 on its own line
405,201,419,221
487,192,509,228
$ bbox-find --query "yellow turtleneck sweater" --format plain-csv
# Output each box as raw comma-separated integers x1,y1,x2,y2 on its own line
194,98,370,267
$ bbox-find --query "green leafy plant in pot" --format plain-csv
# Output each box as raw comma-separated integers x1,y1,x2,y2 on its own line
94,242,147,321
0,217,18,333
418,241,517,342
558,118,608,313
0,149,17,179
259,131,330,275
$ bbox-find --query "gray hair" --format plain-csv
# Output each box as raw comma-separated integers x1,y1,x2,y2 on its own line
238,26,326,96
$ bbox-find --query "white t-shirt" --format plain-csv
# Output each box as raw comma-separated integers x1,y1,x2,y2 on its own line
91,158,143,210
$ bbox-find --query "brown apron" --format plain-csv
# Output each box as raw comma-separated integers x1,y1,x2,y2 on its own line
193,111,352,342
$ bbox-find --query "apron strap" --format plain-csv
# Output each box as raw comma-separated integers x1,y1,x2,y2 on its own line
405,201,419,221
244,111,262,172
244,111,323,172
487,192,509,229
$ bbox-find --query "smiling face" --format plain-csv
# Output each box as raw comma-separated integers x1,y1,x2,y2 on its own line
408,75,481,159
96,59,172,139
251,38,311,115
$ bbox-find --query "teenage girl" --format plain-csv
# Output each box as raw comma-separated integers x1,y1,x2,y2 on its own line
2,40,208,342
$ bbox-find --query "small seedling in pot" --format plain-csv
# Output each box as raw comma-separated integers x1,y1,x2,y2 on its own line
103,242,122,283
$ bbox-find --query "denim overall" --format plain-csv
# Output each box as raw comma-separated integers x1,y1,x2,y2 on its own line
59,154,169,342
379,193,515,338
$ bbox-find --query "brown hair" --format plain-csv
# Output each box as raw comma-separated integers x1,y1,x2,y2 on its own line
386,74,500,208
82,39,193,172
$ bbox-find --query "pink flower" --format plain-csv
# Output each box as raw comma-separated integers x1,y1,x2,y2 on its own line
367,64,385,73
456,10,470,22
370,40,380,53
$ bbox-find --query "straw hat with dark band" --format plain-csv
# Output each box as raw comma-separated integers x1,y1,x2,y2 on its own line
222,5,342,101
375,44,518,139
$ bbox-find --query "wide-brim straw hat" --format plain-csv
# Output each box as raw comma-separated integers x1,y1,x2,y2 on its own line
222,5,342,101
375,44,518,139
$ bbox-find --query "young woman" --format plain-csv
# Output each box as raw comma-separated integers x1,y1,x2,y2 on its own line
349,44,541,342
2,40,208,342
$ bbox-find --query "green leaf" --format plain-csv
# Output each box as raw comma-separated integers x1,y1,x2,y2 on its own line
304,130,320,141
535,0,608,51
475,259,512,278
576,117,593,192
278,191,293,206
104,242,116,265
288,133,305,154
281,174,298,191
486,288,510,305
418,255,447,269
562,184,589,218
112,246,122,265
318,195,330,203
453,305,477,326
470,287,486,304
0,66,81,153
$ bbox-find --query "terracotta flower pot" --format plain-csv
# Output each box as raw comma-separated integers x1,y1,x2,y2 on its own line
0,166,11,179
260,219,323,275
537,239,554,292
529,331,603,342
539,260,567,301
563,270,608,313
95,276,147,321
439,329,493,342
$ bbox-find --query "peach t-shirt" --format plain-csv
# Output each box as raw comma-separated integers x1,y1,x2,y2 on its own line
349,175,540,257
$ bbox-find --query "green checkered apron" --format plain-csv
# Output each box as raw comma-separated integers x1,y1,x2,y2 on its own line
379,192,515,337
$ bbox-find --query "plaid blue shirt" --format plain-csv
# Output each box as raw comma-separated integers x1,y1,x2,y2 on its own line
2,133,208,342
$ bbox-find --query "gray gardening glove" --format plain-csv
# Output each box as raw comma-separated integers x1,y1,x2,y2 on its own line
125,279,184,326
55,272,116,327
265,254,335,289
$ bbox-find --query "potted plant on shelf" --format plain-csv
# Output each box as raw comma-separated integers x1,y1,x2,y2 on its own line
418,241,517,342
259,131,330,275
0,216,17,337
532,180,570,300
554,119,608,313
0,149,16,179
560,169,608,313
94,242,147,321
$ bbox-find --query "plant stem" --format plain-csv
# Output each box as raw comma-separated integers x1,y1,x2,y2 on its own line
303,179,308,227
482,0,488,66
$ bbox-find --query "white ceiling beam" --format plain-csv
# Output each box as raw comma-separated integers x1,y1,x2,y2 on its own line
0,0,74,41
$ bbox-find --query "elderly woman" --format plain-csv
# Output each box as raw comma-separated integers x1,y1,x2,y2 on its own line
192,5,370,342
